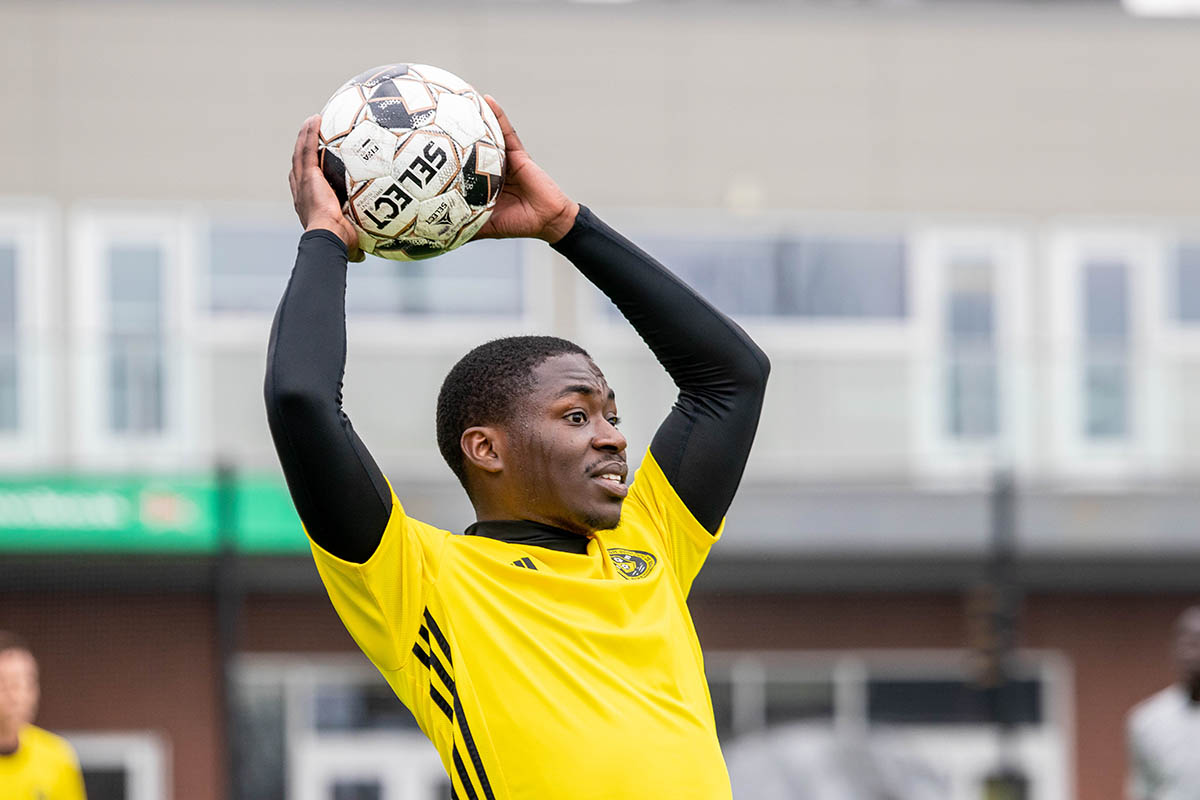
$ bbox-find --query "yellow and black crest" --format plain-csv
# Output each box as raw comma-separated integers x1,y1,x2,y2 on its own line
608,548,657,580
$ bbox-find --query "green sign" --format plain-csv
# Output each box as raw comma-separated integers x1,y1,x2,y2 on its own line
0,475,307,554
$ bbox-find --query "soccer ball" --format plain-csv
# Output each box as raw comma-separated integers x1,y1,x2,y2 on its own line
317,64,505,260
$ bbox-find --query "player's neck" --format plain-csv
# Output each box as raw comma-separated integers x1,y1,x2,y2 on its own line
0,723,20,756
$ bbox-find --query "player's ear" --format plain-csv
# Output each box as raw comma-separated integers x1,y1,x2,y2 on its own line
461,426,505,474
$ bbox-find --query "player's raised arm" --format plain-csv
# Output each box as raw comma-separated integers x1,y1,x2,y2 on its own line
477,98,770,534
264,116,391,563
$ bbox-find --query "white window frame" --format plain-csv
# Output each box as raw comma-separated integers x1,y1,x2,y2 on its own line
708,649,1073,800
70,209,199,469
66,730,170,800
1046,229,1167,480
0,201,55,468
911,227,1033,478
1159,231,1200,350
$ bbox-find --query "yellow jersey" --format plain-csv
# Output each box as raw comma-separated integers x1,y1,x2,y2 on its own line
0,725,86,800
311,449,731,800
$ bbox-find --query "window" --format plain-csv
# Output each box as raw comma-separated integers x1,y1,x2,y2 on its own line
206,222,299,313
1173,241,1200,322
0,207,53,466
346,239,523,316
107,246,165,433
235,658,449,800
631,232,907,319
708,651,1070,800
945,256,998,439
71,211,196,466
1082,259,1130,438
1047,230,1162,475
205,219,525,317
0,244,16,431
912,229,1030,474
68,732,168,800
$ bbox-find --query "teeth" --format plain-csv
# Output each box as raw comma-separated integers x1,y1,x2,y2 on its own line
599,473,623,483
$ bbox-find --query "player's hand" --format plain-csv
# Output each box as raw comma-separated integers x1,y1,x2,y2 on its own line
472,96,579,244
289,115,363,261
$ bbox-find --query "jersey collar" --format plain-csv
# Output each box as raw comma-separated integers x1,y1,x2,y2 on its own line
464,520,590,554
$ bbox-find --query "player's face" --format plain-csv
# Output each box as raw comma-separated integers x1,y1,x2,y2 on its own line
1175,607,1200,683
0,649,38,729
507,353,628,536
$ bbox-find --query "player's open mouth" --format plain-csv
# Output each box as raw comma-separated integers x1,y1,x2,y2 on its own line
593,471,628,498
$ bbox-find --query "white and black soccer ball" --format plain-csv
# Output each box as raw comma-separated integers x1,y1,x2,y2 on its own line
318,64,505,260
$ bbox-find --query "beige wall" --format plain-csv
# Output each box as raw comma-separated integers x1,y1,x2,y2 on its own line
0,2,1198,214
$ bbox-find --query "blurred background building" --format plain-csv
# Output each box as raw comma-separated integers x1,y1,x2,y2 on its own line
1,1,1199,798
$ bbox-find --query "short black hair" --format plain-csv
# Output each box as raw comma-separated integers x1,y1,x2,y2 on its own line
437,335,590,489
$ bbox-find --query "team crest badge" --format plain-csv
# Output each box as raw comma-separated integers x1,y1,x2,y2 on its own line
608,548,657,580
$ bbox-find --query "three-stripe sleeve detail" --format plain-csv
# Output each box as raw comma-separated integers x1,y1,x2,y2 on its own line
418,609,496,800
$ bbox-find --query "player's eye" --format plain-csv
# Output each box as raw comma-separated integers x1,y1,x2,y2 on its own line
565,411,587,424
607,415,622,427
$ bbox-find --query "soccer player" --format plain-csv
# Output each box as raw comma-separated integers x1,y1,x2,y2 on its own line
1126,605,1200,799
267,97,770,799
0,633,87,800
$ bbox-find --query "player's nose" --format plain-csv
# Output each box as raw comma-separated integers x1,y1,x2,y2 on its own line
594,419,627,453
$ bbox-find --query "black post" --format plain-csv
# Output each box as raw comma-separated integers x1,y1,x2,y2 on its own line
215,460,242,800
981,469,1028,799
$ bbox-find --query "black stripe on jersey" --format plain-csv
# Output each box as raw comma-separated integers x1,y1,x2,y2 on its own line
430,649,455,694
422,609,494,799
420,625,430,644
430,686,453,720
411,642,431,667
452,746,479,800
450,787,460,800
424,609,453,665
453,691,496,800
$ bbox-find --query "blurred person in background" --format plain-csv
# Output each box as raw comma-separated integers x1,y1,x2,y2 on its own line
0,633,87,800
1127,606,1200,800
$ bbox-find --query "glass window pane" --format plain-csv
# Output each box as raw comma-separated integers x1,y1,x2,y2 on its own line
779,236,907,318
209,223,299,313
234,680,286,800
107,245,164,433
867,679,1041,725
109,246,162,335
0,246,16,431
1083,260,1128,343
762,679,835,726
637,233,907,319
314,681,419,732
1085,360,1128,438
945,256,997,439
346,239,523,316
1175,242,1200,322
948,359,998,439
1082,260,1129,439
639,239,778,316
330,780,381,800
81,767,128,800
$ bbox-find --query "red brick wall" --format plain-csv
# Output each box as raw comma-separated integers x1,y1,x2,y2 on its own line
3,589,1196,800
1,592,224,800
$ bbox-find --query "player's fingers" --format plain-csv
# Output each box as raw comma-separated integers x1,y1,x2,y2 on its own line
484,95,524,153
291,116,313,179
299,115,321,174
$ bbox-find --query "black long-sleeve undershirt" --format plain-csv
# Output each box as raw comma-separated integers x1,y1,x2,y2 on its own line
265,208,769,563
